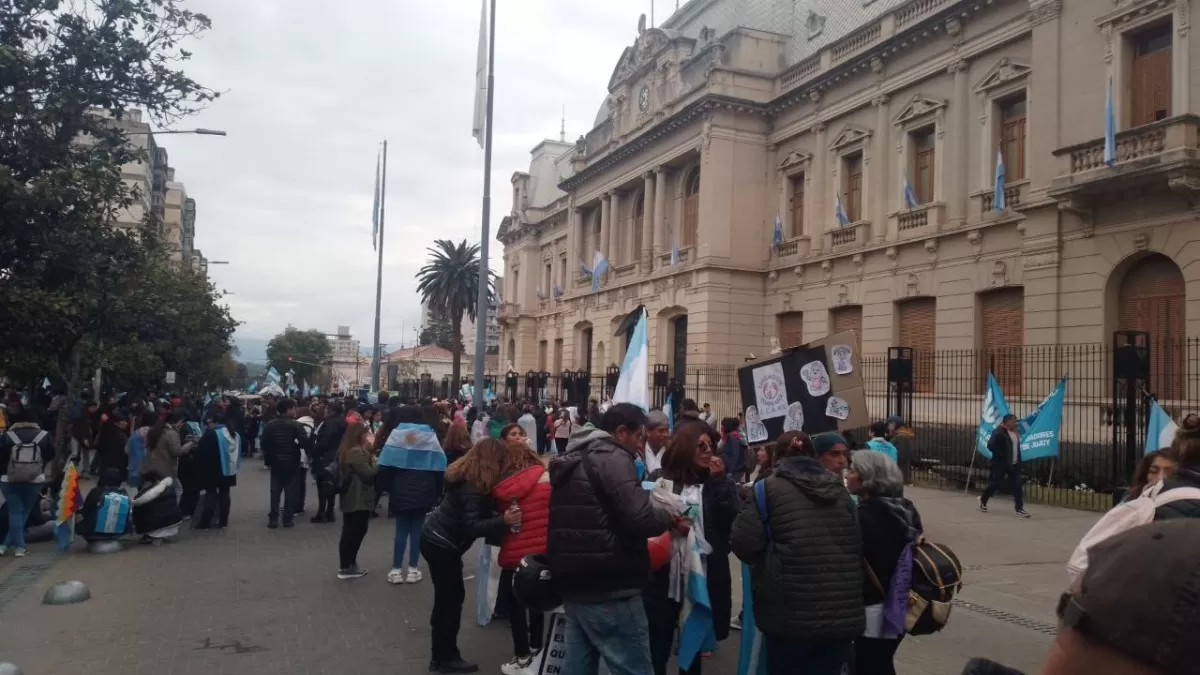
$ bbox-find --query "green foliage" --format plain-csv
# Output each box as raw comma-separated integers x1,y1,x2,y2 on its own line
266,326,332,383
414,239,495,385
419,308,462,353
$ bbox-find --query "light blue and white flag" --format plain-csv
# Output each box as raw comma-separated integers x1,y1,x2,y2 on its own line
371,149,382,250
902,174,920,210
1018,376,1067,461
579,258,592,278
553,284,563,298
214,425,241,477
41,377,51,390
311,384,320,396
536,287,547,300
95,492,131,535
379,423,447,471
265,366,281,385
976,373,1011,459
247,381,258,394
993,150,1007,211
1104,76,1117,167
591,250,609,293
300,379,310,399
835,193,851,226
1145,399,1177,455
771,213,784,250
612,309,649,410
677,529,718,671
738,563,768,675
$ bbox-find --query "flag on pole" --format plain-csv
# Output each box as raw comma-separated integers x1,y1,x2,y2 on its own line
471,0,489,148
580,258,593,278
669,221,679,268
1104,76,1117,167
591,250,609,293
265,366,281,385
553,284,564,298
834,193,850,227
771,213,784,251
301,379,310,399
993,150,1007,212
1145,399,1178,454
247,381,258,394
371,149,382,250
902,174,920,210
612,309,649,410
54,462,82,550
536,287,546,300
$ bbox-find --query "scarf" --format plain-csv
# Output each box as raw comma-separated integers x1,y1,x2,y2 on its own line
214,425,240,477
379,423,446,471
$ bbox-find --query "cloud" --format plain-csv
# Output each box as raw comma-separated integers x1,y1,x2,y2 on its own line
156,0,651,352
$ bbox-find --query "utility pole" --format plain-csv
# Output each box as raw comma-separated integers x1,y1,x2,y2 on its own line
472,0,497,407
370,140,388,393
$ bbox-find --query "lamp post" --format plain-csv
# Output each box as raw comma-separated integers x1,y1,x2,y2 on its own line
124,128,228,137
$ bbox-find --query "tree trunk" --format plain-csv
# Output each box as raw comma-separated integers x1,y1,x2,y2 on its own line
451,303,464,389
52,343,84,478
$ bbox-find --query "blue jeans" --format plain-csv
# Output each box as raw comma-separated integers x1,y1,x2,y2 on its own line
563,596,653,675
763,635,852,675
392,509,425,568
1,482,42,550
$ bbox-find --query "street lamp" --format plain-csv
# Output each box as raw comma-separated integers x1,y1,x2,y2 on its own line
124,128,228,137
208,260,230,265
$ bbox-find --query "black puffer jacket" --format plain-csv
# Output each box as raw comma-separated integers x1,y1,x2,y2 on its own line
260,417,312,468
547,427,674,603
422,478,506,554
311,417,346,473
731,455,863,639
1155,467,1200,520
859,496,923,605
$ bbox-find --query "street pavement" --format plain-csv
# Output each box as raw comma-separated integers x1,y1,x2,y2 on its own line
0,461,1098,675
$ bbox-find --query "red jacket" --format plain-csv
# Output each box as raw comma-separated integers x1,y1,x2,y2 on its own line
492,464,552,569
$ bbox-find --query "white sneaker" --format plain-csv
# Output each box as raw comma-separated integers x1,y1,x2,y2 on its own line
500,655,534,675
405,566,423,583
387,568,406,585
14,549,26,558
0,546,6,556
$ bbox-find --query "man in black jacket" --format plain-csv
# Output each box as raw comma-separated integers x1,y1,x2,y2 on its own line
979,414,1030,517
547,403,677,675
310,400,346,523
260,399,313,528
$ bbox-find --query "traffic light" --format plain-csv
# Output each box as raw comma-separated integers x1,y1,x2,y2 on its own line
287,355,294,361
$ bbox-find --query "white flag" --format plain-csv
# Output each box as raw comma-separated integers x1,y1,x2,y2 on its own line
471,0,488,148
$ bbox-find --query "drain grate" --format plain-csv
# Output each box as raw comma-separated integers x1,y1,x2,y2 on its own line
953,599,1058,636
0,562,56,611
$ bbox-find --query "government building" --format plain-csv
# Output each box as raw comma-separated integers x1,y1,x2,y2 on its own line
497,0,1199,401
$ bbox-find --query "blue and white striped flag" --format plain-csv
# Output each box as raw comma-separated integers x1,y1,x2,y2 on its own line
553,284,563,298
214,425,241,477
1145,399,1177,455
379,423,447,471
579,258,592,278
835,193,850,227
612,309,648,410
1104,76,1117,167
591,250,609,292
677,529,718,671
902,174,920,210
993,150,1007,212
265,366,281,385
95,493,131,535
738,563,768,675
771,213,784,250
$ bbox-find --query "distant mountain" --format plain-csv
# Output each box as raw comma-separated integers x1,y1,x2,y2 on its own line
234,336,271,364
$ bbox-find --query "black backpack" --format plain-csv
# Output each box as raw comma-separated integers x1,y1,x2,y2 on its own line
866,539,963,635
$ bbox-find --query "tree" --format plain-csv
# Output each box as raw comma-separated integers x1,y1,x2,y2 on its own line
419,308,462,353
0,0,218,454
266,326,332,384
415,240,494,387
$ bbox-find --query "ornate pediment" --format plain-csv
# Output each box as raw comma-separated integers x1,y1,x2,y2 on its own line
974,57,1031,94
829,124,873,151
892,95,947,126
778,150,812,172
497,216,513,241
608,25,675,90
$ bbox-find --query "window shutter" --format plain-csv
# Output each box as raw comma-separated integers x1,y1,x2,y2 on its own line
897,298,937,393
981,288,1025,395
778,312,804,350
831,306,863,352
1119,256,1185,398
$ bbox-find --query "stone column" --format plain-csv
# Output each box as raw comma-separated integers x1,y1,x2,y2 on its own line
599,192,611,266
610,190,621,265
642,171,655,270
566,201,578,288
808,124,827,254
654,168,668,258
948,60,970,226
873,94,890,243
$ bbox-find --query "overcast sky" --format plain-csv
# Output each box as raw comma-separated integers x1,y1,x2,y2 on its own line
158,0,660,353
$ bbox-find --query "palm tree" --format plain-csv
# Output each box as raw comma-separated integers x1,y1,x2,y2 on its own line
414,239,494,387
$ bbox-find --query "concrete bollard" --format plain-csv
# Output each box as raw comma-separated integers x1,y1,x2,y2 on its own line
42,580,91,605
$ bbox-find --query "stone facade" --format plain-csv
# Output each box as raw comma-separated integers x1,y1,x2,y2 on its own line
499,0,1200,386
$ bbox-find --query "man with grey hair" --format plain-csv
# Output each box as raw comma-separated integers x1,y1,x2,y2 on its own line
642,410,670,477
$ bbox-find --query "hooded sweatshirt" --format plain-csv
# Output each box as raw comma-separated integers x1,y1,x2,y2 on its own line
730,454,863,639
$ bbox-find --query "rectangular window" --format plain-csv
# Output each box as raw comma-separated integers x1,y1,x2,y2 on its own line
897,298,937,393
789,174,805,238
830,305,863,352
912,128,936,204
999,96,1027,181
980,288,1024,396
844,154,863,222
543,263,552,296
1130,23,1173,126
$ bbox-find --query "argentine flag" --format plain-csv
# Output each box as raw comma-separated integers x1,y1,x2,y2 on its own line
834,193,850,226
1104,76,1117,167
993,150,1007,211
591,250,609,292
771,213,784,250
612,309,649,410
902,174,920,210
379,423,447,472
1145,399,1177,455
265,366,281,385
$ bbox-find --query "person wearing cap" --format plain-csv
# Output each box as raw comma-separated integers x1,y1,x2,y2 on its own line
963,519,1200,675
731,430,860,673
643,410,670,478
885,415,915,485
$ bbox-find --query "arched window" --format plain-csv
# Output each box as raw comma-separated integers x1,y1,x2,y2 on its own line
1118,254,1186,399
682,169,700,248
632,192,645,263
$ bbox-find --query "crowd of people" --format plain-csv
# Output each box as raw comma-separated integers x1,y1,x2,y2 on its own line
0,384,1197,675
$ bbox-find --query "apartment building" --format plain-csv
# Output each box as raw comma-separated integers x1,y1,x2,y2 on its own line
497,0,1200,394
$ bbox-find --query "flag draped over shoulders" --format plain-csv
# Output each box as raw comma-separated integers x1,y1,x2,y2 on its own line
379,423,447,472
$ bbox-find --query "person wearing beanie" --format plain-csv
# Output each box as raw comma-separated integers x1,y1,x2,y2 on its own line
885,415,915,485
731,430,861,672
643,410,670,477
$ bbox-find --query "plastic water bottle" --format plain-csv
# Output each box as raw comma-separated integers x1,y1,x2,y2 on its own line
509,497,522,533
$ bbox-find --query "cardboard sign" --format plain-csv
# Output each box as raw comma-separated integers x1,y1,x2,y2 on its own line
534,612,568,674
736,331,869,442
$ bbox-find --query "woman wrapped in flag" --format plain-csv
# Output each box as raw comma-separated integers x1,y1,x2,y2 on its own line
644,420,741,675
77,468,132,543
191,408,240,529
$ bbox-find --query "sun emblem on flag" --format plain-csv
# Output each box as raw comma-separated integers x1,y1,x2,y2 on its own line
405,431,418,446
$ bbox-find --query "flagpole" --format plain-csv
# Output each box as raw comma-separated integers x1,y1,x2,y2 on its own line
472,0,496,406
371,140,388,393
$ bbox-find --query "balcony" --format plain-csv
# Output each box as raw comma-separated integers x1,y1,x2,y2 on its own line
498,302,520,324
613,262,637,279
978,180,1028,216
1049,115,1200,205
825,221,869,250
890,202,945,238
658,247,692,269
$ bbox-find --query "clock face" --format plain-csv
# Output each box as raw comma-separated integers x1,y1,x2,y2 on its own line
638,86,650,111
